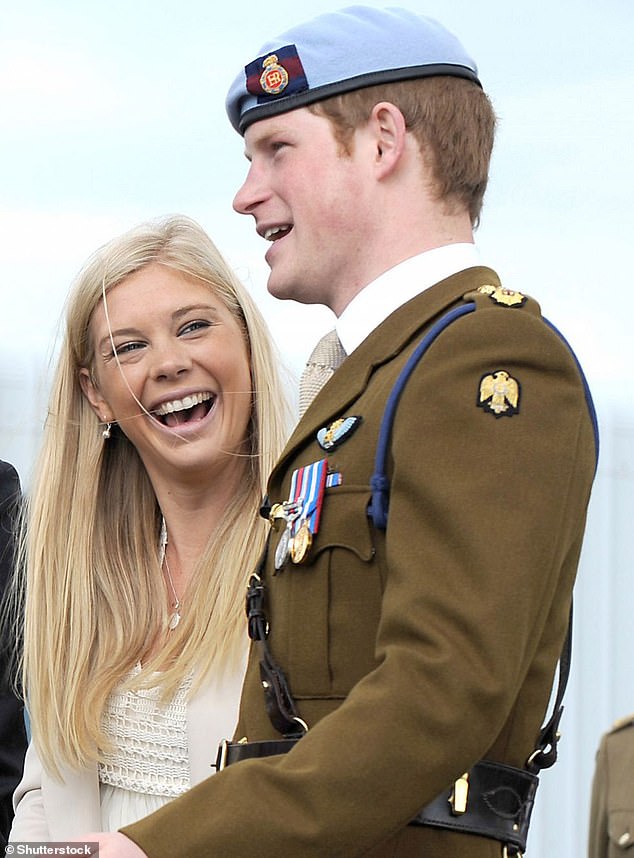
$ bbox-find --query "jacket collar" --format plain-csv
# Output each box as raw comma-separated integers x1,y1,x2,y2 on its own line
271,266,501,482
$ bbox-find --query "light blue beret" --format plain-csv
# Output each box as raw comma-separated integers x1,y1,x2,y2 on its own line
225,5,481,135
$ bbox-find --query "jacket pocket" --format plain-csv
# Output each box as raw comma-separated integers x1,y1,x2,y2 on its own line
311,484,375,562
286,486,381,698
608,811,634,850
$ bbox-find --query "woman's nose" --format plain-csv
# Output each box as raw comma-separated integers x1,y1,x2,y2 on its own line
151,341,192,381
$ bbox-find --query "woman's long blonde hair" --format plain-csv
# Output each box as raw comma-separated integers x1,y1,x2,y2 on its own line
19,215,291,775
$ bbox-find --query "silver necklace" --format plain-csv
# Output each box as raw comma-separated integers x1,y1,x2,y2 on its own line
160,519,181,631
163,553,181,630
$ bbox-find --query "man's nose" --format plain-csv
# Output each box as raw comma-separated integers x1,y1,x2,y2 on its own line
233,164,267,215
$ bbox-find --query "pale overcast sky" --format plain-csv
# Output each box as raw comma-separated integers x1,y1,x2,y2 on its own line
1,0,633,476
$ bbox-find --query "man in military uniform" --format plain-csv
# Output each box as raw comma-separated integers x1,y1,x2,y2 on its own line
588,715,634,857
90,7,598,856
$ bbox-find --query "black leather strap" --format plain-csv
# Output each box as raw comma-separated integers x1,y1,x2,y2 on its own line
412,759,538,854
245,539,306,739
216,738,536,854
526,602,573,774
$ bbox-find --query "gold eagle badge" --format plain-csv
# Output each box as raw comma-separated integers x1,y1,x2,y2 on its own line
478,370,520,417
477,284,527,307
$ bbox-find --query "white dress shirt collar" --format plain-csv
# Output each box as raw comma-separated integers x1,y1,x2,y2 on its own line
336,243,483,355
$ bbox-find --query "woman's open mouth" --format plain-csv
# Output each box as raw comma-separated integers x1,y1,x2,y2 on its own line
153,392,214,428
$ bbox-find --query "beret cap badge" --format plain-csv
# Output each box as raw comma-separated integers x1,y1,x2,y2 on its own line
259,54,289,96
246,43,308,102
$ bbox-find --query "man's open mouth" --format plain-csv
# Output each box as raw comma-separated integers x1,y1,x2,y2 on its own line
263,225,292,241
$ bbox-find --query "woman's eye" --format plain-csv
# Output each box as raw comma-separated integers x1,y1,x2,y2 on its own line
180,320,211,336
114,341,145,356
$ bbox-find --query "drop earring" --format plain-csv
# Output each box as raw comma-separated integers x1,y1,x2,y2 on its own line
102,421,112,440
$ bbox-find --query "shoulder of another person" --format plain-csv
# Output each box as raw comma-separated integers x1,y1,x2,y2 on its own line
608,713,634,735
0,460,20,507
0,460,19,481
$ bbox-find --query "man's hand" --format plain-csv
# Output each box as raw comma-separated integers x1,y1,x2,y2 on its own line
73,832,149,858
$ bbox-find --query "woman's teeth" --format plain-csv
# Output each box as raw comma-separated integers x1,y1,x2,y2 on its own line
155,392,212,416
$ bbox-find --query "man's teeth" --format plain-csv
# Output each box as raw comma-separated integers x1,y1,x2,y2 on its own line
264,226,289,241
155,392,212,416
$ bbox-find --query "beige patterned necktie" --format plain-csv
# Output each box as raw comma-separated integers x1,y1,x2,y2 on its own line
298,329,347,417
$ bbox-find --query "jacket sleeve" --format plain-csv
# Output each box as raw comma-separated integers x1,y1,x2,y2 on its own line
123,304,597,857
10,741,50,842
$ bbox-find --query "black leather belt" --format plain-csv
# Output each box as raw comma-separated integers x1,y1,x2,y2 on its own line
215,739,537,856
216,737,298,770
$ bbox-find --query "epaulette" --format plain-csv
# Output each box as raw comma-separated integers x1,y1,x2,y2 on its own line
609,713,634,734
463,284,541,317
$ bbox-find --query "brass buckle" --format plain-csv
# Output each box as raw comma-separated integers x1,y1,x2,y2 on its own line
217,739,229,772
216,736,249,772
502,847,523,858
448,772,469,815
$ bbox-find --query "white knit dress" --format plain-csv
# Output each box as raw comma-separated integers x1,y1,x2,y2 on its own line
97,665,192,830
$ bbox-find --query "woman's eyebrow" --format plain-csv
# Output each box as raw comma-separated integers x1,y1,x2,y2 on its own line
98,327,142,352
172,302,219,319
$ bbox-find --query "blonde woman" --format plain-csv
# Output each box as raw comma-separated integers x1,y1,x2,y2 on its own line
10,215,290,838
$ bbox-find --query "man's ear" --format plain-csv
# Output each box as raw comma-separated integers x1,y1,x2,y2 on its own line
370,101,407,177
79,367,113,423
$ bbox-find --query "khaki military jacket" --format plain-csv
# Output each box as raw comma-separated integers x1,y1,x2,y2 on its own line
589,715,634,857
125,267,597,858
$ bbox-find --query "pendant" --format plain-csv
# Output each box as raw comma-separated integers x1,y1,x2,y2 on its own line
168,610,181,631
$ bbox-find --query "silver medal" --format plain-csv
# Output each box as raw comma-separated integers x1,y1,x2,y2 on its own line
275,524,293,571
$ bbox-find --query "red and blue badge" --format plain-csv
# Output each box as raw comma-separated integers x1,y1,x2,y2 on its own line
245,44,308,102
